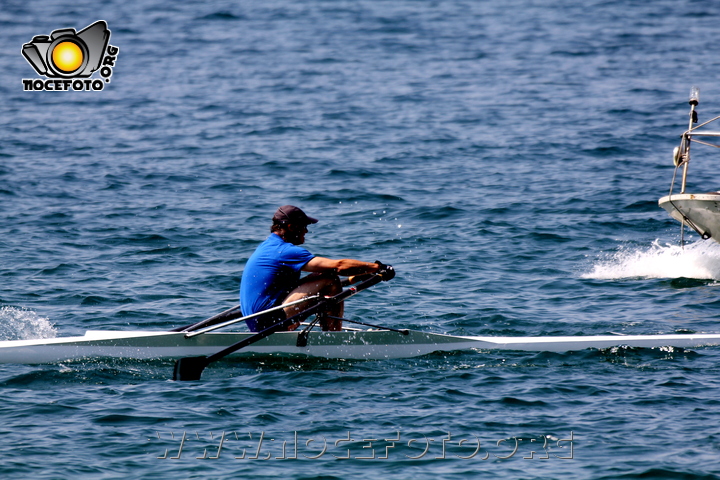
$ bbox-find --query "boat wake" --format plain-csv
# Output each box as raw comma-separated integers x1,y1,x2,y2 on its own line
0,306,57,341
583,240,720,280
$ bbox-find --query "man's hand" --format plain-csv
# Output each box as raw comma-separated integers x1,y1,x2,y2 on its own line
375,261,395,281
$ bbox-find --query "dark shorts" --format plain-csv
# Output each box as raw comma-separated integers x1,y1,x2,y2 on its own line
245,274,332,332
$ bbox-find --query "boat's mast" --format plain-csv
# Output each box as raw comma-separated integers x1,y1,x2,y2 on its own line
680,86,700,193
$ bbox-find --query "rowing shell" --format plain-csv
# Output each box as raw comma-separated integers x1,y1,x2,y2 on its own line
1,329,720,365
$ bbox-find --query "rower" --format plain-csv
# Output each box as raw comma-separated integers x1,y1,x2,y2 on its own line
239,205,393,332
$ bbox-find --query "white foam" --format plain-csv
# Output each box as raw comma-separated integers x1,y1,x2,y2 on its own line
582,240,720,280
0,306,57,341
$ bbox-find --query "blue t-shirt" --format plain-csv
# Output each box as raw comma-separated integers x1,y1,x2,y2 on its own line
240,233,315,331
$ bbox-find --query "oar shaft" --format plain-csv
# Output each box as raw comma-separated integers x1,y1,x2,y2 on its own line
184,295,321,338
326,316,409,335
170,305,242,333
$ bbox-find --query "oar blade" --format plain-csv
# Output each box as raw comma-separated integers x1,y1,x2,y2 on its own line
173,356,210,381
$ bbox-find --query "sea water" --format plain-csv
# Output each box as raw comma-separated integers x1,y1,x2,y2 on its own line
2,0,720,478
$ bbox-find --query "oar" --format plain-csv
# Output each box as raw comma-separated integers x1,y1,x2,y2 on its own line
324,316,409,335
170,305,243,333
183,295,321,338
170,295,320,334
172,269,394,381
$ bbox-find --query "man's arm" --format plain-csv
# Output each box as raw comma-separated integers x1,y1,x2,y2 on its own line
302,257,381,277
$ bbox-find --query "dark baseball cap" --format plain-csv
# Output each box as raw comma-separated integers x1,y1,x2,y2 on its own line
273,205,318,225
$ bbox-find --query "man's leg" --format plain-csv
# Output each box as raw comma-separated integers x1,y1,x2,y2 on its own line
283,273,343,331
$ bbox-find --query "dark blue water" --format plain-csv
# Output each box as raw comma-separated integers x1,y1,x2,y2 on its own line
3,0,720,478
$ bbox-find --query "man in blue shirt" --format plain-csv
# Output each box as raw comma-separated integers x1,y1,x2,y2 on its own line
240,205,388,332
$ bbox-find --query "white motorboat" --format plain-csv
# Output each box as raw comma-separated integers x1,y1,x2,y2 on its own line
659,87,720,243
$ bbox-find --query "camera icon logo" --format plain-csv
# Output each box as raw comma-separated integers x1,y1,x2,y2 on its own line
22,20,110,78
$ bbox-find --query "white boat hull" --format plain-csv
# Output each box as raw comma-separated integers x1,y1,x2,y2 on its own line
1,329,720,364
659,193,720,241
